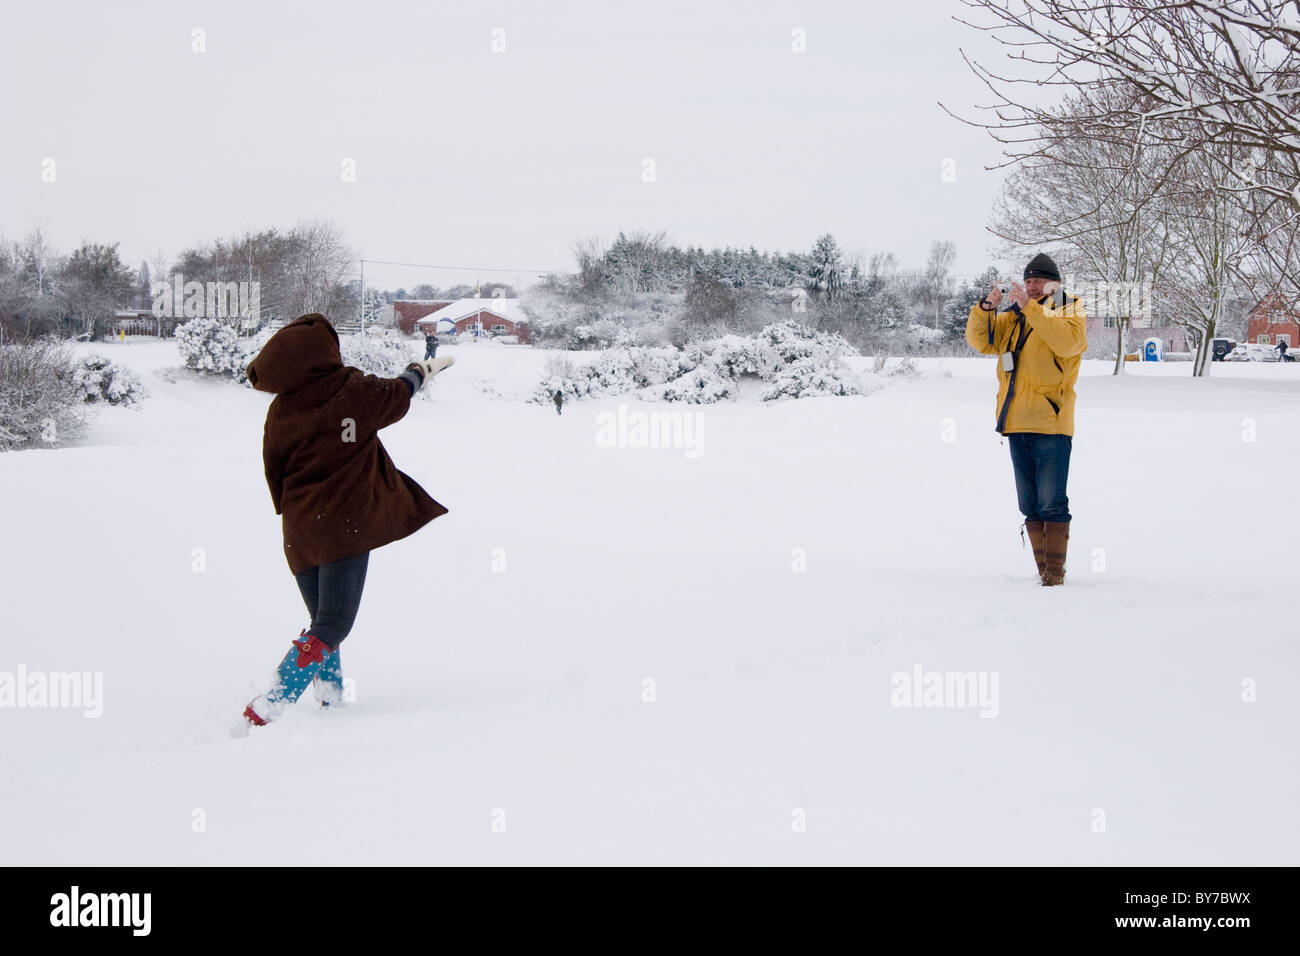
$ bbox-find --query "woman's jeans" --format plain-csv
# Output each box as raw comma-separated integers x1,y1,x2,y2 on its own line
293,551,370,651
1008,434,1072,523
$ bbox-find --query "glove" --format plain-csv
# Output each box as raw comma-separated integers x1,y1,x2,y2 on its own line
406,355,455,385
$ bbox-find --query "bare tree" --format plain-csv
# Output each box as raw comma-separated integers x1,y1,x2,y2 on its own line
572,237,607,295
988,87,1178,374
948,0,1300,291
603,230,672,295
1162,138,1259,375
285,218,354,317
59,242,136,340
20,226,56,298
921,240,957,327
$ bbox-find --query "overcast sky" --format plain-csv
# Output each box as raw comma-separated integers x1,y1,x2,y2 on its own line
0,0,1015,291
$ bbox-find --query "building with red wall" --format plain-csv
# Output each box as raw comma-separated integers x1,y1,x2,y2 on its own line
416,298,530,344
393,300,453,336
1245,294,1300,348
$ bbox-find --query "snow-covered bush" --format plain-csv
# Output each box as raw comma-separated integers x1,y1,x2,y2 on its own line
570,319,636,351
0,339,88,451
709,334,770,379
886,357,920,379
532,320,861,405
339,333,413,378
652,363,736,404
578,348,641,394
759,356,862,401
182,319,418,388
73,354,148,406
754,320,862,401
757,319,855,364
175,317,246,376
532,345,687,404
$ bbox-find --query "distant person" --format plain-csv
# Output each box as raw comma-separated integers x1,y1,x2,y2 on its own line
965,253,1088,586
553,390,564,416
425,331,438,360
1278,340,1289,362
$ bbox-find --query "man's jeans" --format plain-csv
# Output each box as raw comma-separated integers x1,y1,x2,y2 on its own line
1008,433,1072,523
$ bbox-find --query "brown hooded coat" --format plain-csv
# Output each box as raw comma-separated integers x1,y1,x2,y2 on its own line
245,313,448,574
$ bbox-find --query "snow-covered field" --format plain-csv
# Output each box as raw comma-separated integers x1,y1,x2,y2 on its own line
2,338,1297,865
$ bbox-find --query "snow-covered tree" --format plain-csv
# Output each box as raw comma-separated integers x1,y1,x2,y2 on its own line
682,272,739,330
807,234,846,302
60,242,137,341
603,231,673,295
1162,138,1259,375
952,0,1300,294
989,85,1177,374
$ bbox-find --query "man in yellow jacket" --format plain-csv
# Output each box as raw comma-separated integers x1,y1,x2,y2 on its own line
965,253,1087,586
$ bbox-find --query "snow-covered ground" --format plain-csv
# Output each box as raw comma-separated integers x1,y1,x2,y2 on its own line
2,338,1296,865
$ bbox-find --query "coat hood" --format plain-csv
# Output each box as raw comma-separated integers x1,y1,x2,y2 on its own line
246,313,343,395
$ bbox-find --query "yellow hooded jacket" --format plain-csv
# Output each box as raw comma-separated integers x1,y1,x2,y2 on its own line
965,293,1088,436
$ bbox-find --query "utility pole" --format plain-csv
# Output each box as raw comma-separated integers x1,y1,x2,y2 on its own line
359,258,365,337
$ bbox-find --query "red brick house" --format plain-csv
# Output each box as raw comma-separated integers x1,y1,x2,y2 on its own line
1245,294,1300,348
416,298,530,344
393,300,453,336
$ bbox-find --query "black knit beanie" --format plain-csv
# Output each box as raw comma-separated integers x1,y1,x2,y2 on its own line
1023,253,1061,281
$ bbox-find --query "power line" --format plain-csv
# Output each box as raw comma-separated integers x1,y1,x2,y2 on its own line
359,257,559,275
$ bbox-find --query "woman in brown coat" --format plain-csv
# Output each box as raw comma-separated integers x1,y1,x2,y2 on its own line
237,313,453,731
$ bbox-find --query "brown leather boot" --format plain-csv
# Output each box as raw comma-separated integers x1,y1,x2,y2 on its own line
1042,521,1070,586
1024,520,1047,583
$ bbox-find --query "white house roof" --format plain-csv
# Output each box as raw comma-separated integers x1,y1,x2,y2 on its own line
416,297,528,325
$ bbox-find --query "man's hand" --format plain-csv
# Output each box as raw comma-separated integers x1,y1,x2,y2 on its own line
985,283,1004,310
1008,281,1030,309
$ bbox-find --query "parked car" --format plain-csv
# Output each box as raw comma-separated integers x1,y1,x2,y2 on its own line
1226,343,1279,362
1211,337,1237,361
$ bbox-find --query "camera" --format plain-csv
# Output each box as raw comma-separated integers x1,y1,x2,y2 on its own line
998,282,1011,295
